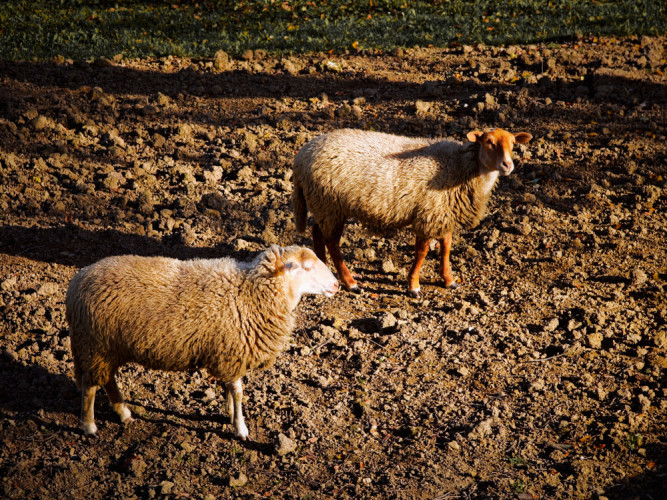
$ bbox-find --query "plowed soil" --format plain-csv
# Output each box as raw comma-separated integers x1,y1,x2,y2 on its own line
0,37,665,499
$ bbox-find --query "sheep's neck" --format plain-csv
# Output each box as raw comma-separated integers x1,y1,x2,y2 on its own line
239,280,294,362
477,166,500,198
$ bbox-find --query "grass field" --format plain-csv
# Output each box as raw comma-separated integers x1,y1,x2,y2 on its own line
1,0,666,60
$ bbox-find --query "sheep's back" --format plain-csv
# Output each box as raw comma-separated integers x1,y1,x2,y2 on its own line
67,255,244,375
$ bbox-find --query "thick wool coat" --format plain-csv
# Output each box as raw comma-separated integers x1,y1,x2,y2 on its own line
292,129,494,239
66,248,294,388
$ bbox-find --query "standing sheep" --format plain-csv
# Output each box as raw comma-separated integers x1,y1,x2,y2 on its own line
66,245,338,440
292,128,532,296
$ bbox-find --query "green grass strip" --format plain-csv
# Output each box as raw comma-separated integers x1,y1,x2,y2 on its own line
0,1,665,61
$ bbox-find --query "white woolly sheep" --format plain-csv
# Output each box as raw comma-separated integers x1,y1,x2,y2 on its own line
292,128,532,296
66,245,338,439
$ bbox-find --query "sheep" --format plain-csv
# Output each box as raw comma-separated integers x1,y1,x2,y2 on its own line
292,128,532,297
66,245,338,440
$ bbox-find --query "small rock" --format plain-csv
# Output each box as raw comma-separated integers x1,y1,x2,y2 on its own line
213,50,230,71
31,115,49,131
391,47,404,58
156,92,170,107
516,222,532,235
234,239,252,251
180,441,195,453
587,333,604,349
631,269,648,286
176,123,192,140
457,365,470,377
159,481,174,495
281,59,299,75
381,259,396,273
241,49,254,61
128,457,146,477
153,133,166,148
377,312,397,332
103,172,125,191
470,418,493,439
415,100,431,115
448,440,461,452
275,433,297,456
530,379,546,392
323,60,342,73
229,472,248,487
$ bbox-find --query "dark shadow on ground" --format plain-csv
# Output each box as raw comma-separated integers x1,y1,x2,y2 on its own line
0,222,241,268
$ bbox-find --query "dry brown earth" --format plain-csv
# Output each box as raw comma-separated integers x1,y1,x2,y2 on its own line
0,36,665,499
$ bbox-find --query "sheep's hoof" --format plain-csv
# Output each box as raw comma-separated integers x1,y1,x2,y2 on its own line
446,281,460,289
347,284,361,294
235,424,249,441
408,288,421,298
119,406,133,423
83,423,98,438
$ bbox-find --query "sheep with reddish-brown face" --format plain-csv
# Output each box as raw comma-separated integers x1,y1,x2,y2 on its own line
66,245,338,440
292,128,532,296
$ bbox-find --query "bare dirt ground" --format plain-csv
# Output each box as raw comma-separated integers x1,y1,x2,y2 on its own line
0,36,665,499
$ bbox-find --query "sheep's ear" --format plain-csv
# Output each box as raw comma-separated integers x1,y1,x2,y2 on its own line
467,130,484,142
268,245,285,275
514,132,532,144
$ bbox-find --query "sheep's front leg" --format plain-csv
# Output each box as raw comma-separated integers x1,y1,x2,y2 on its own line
325,225,358,292
81,373,99,436
407,236,430,297
225,379,248,441
438,232,458,289
104,376,134,425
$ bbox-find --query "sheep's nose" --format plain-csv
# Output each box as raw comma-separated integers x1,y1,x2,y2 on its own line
332,281,339,293
500,160,513,173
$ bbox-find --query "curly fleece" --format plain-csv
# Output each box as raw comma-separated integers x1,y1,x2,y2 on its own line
292,129,493,239
66,246,298,388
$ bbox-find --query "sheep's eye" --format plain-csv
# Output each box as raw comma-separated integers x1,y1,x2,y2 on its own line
486,138,495,146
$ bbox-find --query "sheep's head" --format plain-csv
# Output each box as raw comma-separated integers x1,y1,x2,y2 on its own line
266,245,339,310
468,128,532,176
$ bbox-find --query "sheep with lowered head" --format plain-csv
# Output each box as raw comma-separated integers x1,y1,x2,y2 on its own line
292,127,532,297
66,245,338,439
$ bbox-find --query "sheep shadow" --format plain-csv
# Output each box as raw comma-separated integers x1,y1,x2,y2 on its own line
0,357,78,417
0,355,272,449
0,223,244,269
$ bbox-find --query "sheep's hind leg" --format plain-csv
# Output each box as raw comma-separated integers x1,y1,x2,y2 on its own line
312,223,327,264
226,384,234,422
81,373,99,436
226,379,248,441
438,232,459,289
104,375,134,425
325,224,359,293
407,236,430,298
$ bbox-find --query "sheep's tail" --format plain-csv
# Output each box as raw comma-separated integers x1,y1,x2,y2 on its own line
292,176,308,234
